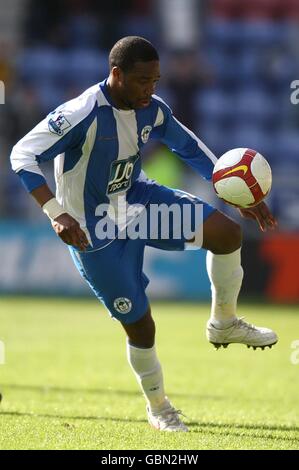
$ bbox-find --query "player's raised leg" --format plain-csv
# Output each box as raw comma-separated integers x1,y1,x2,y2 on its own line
191,211,278,349
122,309,188,432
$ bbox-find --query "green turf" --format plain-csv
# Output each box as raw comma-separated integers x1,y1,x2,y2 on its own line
0,298,298,450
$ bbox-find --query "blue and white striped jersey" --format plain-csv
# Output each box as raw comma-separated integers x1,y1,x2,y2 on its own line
10,79,217,249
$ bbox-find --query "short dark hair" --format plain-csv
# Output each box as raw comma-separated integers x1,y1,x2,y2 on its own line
109,36,159,72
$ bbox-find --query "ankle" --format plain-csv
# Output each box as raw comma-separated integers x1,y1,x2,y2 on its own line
210,316,237,329
149,398,170,413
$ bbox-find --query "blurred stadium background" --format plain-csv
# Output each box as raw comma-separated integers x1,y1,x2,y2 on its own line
0,0,298,303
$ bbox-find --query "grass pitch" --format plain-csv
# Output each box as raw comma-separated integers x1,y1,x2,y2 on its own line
0,298,298,450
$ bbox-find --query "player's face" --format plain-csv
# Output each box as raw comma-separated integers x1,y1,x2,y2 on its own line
119,61,161,109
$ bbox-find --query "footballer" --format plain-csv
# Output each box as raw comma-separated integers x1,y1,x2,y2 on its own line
11,37,278,432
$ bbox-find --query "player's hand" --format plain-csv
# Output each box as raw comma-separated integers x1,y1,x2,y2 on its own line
238,201,278,232
51,213,89,251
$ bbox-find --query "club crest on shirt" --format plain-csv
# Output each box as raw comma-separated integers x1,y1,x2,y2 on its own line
141,125,152,144
48,112,71,136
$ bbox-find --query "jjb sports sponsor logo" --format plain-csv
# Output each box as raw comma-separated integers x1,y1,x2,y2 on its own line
107,154,139,195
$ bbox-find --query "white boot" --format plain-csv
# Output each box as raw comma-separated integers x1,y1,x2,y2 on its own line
206,317,278,350
147,399,188,432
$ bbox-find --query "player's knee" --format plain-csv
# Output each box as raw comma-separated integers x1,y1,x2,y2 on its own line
220,221,242,254
203,211,243,255
130,320,155,349
233,222,242,250
122,308,156,348
209,220,242,254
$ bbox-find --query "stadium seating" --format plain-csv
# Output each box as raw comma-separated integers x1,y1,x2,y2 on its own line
2,0,299,230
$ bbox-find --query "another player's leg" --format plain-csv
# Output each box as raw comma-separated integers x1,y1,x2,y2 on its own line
122,309,188,432
190,211,278,349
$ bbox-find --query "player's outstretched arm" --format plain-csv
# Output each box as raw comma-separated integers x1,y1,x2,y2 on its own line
31,184,89,251
238,201,278,232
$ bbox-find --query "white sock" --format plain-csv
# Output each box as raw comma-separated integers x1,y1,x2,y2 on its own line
127,341,167,412
206,248,243,327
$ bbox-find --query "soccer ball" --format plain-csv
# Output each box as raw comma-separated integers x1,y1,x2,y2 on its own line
212,148,272,208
